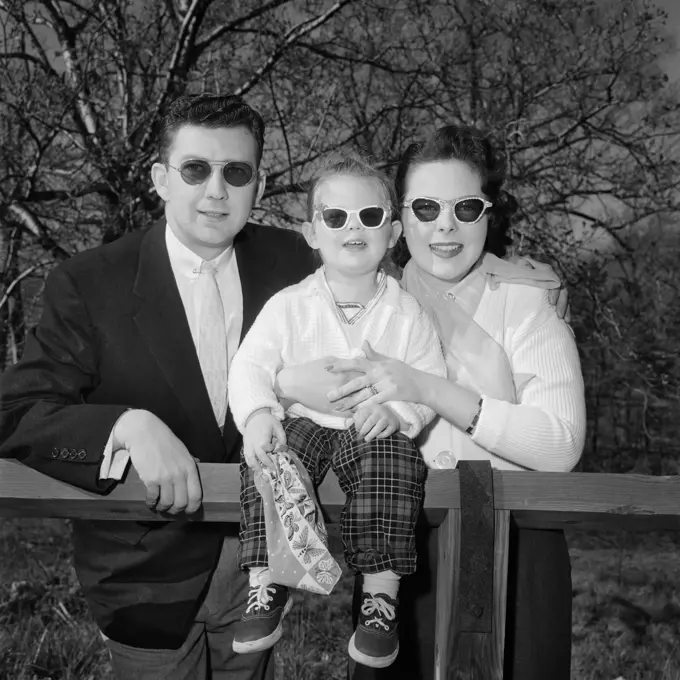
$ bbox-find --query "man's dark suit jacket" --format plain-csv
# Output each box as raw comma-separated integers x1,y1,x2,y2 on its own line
0,220,315,649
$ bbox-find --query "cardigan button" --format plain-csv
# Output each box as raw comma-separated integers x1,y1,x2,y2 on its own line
433,451,455,469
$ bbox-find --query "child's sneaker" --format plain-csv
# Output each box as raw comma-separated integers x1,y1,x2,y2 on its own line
348,592,399,668
232,582,293,654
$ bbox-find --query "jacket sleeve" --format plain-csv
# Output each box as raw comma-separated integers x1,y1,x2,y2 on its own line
0,264,129,493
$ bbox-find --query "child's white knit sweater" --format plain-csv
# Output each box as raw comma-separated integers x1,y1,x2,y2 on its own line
228,268,447,439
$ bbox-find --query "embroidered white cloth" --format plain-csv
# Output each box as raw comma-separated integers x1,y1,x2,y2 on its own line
198,261,228,427
254,447,342,595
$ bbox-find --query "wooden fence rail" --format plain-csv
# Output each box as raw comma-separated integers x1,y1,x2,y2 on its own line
2,458,680,679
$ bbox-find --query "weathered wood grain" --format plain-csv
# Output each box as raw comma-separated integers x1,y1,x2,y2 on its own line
3,462,679,528
434,508,460,680
491,510,510,678
0,460,458,524
492,470,680,517
457,461,494,633
442,463,507,680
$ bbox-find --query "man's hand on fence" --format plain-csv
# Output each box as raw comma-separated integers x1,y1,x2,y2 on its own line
112,410,202,514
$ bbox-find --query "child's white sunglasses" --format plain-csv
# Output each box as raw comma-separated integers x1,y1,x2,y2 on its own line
313,204,390,230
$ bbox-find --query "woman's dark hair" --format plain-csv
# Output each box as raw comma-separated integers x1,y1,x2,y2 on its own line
158,93,265,166
393,124,517,267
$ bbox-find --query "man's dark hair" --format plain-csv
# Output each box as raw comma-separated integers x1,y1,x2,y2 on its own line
158,93,265,166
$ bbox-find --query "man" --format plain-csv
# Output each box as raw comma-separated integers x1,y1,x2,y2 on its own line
0,93,316,679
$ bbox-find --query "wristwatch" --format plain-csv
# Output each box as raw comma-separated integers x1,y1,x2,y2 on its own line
465,398,483,436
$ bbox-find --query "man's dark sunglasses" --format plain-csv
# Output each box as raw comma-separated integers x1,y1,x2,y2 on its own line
168,160,256,187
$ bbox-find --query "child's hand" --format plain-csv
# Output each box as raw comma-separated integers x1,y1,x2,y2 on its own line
243,409,286,471
353,404,400,442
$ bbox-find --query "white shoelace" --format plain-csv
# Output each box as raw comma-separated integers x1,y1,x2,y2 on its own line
361,595,396,631
245,583,276,614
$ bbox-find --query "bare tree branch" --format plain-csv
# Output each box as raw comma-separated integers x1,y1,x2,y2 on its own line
99,0,132,142
5,203,71,260
24,184,118,203
0,51,51,69
234,0,357,97
41,0,102,146
293,41,422,76
138,0,210,152
268,75,295,188
193,0,293,56
0,262,48,310
1,2,57,74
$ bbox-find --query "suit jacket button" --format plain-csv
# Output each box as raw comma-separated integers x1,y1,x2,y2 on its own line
51,448,59,459
78,449,86,460
59,448,69,459
69,449,77,459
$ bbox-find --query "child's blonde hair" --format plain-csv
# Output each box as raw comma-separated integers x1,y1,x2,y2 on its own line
306,151,397,221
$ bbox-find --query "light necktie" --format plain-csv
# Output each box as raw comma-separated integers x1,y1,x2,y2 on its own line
198,261,228,427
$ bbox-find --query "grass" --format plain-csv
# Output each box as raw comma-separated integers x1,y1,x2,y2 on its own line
2,520,680,679
570,531,680,679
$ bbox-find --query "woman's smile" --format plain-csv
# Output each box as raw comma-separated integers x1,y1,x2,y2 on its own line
429,242,463,258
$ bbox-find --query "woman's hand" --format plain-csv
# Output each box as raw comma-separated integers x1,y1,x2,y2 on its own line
274,357,364,415
326,342,426,412
508,256,570,321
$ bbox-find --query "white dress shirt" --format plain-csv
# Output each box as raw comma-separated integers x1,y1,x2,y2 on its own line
99,224,242,479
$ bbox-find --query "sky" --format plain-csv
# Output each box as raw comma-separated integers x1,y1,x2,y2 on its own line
655,0,680,81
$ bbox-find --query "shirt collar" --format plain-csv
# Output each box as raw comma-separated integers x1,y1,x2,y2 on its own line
309,266,393,319
165,223,233,278
316,266,387,297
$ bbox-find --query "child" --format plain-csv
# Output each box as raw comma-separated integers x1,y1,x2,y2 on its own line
227,153,447,669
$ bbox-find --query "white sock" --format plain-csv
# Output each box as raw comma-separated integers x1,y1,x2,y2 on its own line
248,566,271,587
362,570,400,599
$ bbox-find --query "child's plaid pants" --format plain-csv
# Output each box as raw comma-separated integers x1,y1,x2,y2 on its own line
238,416,426,576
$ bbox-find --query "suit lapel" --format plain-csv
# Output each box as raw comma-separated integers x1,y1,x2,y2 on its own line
132,222,224,455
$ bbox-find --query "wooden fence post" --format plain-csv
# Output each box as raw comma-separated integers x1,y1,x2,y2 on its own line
434,504,461,680
434,461,508,680
492,510,510,676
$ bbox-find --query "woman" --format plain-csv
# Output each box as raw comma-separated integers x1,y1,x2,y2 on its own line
277,124,586,679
